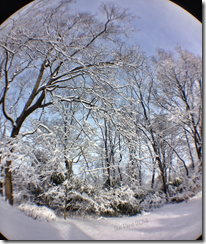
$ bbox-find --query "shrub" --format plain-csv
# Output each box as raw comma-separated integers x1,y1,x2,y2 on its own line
140,190,166,211
18,202,56,221
167,168,202,203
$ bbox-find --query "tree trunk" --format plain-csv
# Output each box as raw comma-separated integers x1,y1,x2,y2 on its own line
138,140,142,186
151,161,156,189
5,160,14,205
168,159,172,182
184,129,195,169
151,139,167,195
7,126,19,205
4,131,17,205
118,135,123,182
129,147,136,184
0,156,4,196
156,156,167,195
64,184,68,220
104,119,110,186
117,166,122,182
65,159,73,180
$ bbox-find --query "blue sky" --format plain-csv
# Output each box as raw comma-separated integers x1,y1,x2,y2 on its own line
1,0,201,57
71,0,202,57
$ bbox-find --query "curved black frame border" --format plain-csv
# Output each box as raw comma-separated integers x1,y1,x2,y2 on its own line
170,0,202,23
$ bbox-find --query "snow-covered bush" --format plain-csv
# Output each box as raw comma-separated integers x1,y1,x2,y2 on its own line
39,179,143,218
35,178,99,217
62,179,104,217
168,170,202,203
109,186,142,216
65,190,99,217
18,202,56,221
62,182,142,218
139,190,166,211
37,185,65,212
27,176,171,218
31,170,202,218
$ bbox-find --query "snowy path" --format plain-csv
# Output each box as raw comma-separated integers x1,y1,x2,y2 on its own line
0,191,202,240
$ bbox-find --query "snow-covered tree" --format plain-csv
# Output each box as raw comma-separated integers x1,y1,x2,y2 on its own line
0,0,136,205
152,47,202,165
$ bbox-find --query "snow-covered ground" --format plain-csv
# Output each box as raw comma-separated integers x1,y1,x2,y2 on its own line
0,191,202,240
